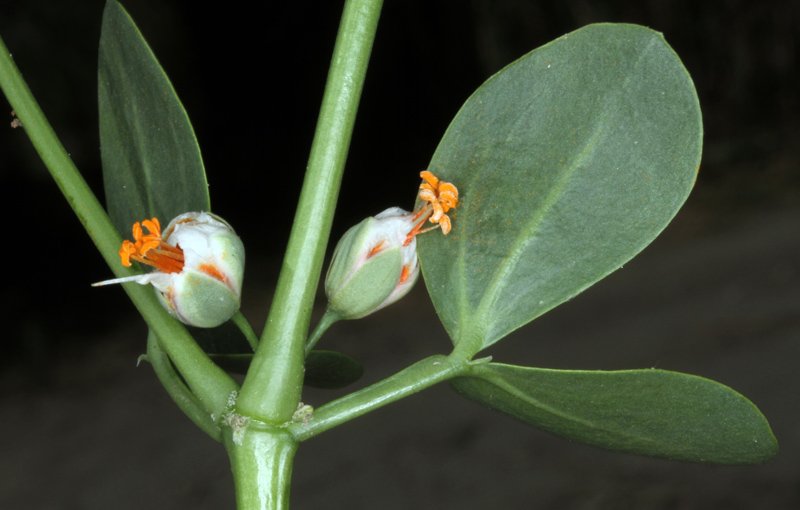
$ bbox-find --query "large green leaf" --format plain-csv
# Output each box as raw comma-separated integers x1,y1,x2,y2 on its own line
452,363,776,464
418,24,702,352
98,0,209,235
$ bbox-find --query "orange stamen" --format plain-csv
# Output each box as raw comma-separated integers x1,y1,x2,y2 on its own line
118,217,185,274
406,170,459,243
404,210,434,246
119,240,138,267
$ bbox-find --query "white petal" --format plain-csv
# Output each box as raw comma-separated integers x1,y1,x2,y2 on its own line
91,273,157,287
92,272,174,291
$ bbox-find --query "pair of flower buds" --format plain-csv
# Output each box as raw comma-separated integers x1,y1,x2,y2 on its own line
94,171,459,328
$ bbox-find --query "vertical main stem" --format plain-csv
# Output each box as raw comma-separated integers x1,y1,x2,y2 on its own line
237,0,384,423
226,428,297,510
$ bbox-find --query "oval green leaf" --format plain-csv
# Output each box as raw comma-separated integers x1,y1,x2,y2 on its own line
304,350,365,389
418,24,702,352
452,363,777,464
98,0,209,235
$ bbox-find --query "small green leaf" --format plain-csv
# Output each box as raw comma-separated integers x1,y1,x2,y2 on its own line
210,350,364,390
418,24,702,352
190,320,253,355
452,363,777,464
98,0,209,235
305,350,365,389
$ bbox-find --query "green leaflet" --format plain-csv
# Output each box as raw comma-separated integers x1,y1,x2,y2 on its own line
453,362,777,464
98,0,209,235
418,24,702,353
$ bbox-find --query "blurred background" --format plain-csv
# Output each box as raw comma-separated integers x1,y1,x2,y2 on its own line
0,0,798,508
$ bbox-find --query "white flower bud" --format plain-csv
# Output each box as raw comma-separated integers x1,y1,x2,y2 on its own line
325,207,420,319
93,212,245,328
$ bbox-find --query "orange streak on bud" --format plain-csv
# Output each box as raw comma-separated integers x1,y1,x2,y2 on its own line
399,265,410,284
198,263,227,283
367,240,386,258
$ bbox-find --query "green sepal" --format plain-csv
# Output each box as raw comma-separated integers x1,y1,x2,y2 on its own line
325,218,404,319
161,271,238,329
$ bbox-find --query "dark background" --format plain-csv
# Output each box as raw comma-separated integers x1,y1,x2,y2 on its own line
1,1,798,508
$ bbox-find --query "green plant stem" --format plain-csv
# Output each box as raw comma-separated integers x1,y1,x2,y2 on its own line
289,354,467,441
232,311,260,351
237,0,384,423
304,309,340,355
225,426,297,510
146,332,222,441
0,35,237,418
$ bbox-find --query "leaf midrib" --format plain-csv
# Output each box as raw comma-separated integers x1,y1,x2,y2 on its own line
470,119,606,336
463,34,660,348
478,372,660,448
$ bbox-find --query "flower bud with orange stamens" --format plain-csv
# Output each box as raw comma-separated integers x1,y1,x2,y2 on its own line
325,207,420,320
321,171,457,324
94,212,245,328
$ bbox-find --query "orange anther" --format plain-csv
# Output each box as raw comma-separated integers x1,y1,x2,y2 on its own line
118,217,185,274
119,240,137,267
142,218,161,236
406,170,459,243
